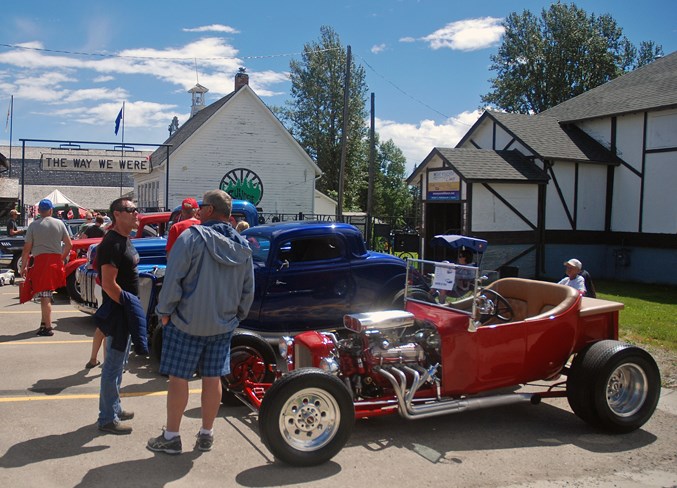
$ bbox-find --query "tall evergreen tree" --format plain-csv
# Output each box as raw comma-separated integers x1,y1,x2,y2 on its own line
280,26,368,209
481,2,663,113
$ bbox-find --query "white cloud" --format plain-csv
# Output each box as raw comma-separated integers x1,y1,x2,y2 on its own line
45,100,180,129
93,75,114,83
183,24,240,34
371,43,386,54
376,110,482,174
420,17,504,51
399,36,416,43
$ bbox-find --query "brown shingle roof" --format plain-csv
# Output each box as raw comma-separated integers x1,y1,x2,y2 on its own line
541,50,677,122
487,111,618,164
432,148,548,183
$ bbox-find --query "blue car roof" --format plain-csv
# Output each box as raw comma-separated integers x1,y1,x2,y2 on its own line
243,221,362,239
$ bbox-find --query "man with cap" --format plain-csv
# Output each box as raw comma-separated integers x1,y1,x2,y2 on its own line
20,199,72,336
558,258,587,295
166,198,199,255
7,208,24,236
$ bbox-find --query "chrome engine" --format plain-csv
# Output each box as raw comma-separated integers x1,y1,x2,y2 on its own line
326,311,442,399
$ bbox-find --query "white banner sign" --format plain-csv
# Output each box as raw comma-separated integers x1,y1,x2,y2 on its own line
41,154,151,174
432,264,457,290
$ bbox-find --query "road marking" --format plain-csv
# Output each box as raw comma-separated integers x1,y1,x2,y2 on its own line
0,310,76,314
0,340,93,345
0,388,203,403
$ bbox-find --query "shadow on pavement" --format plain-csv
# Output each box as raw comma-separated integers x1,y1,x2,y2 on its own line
235,461,342,487
30,369,101,395
0,425,108,468
74,451,202,488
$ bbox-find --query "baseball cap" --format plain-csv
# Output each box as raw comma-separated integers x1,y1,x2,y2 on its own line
182,198,198,209
9,209,18,216
563,258,582,270
38,199,54,211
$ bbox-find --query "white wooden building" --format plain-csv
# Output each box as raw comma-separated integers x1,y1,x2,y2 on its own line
408,51,677,285
136,71,322,217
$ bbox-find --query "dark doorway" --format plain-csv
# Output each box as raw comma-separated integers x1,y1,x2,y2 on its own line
424,202,462,260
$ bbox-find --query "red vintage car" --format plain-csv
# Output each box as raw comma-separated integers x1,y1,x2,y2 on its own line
223,258,661,466
64,212,171,303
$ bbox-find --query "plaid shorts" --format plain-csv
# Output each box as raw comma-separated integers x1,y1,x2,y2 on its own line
159,322,234,379
33,290,53,302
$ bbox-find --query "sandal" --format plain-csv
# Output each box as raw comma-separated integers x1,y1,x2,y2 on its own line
85,360,101,369
37,326,54,336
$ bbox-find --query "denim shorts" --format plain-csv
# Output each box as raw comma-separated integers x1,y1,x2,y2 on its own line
159,322,233,379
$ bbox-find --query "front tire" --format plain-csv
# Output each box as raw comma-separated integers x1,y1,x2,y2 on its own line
66,273,84,303
221,331,276,405
567,340,660,433
259,369,354,466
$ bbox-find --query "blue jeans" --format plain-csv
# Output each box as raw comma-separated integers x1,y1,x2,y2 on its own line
98,335,131,426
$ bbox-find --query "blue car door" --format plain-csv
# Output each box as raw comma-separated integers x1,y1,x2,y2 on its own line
257,234,354,332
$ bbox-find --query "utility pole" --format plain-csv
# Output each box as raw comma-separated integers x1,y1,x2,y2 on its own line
337,45,351,222
366,92,375,248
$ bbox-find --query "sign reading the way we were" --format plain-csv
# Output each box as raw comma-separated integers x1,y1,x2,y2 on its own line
41,154,151,174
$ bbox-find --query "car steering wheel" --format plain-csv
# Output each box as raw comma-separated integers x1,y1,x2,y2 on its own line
475,288,514,324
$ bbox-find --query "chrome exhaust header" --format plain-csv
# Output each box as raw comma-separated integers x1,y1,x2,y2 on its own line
375,365,537,420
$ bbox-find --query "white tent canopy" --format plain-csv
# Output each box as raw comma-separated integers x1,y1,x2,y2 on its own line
35,189,86,210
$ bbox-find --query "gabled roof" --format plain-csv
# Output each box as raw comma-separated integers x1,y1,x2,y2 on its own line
149,91,236,165
407,148,548,184
541,50,677,122
484,111,619,164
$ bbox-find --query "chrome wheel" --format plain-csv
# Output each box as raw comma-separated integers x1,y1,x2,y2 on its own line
278,387,341,452
606,362,648,417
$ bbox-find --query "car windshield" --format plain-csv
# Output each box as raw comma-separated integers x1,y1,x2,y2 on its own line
405,258,481,310
244,235,270,262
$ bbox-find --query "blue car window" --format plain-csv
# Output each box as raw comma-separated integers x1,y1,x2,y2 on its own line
286,237,343,263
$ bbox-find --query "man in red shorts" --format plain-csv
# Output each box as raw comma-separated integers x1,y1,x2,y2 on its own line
165,197,199,255
20,198,72,336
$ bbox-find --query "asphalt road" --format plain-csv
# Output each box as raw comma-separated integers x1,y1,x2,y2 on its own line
0,283,676,488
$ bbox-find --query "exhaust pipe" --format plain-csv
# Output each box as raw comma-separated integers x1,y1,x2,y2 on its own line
375,365,538,420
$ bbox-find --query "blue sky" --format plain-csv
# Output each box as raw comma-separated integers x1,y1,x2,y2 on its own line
1,0,675,174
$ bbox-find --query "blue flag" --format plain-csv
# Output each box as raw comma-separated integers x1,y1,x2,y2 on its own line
114,107,123,135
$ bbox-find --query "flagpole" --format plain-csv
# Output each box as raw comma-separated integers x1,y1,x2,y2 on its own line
9,96,15,201
120,101,125,197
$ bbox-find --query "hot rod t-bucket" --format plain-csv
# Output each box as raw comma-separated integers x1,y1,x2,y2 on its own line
223,258,661,466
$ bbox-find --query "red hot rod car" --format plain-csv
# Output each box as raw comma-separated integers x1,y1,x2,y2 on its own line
224,258,661,466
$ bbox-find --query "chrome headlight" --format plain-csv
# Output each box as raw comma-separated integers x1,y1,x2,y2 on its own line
319,357,339,374
278,336,293,359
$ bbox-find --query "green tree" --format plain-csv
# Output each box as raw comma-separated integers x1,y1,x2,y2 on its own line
279,26,368,209
481,2,663,113
368,139,413,225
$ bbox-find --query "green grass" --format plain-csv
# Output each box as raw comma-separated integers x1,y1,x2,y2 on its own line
595,280,677,352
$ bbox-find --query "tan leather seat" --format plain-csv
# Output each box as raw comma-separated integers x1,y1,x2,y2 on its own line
485,278,579,321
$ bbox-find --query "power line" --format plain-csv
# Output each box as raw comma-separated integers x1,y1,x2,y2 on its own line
355,52,451,121
0,42,340,62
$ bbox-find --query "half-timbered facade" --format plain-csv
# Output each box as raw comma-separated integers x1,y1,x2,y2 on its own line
408,51,677,285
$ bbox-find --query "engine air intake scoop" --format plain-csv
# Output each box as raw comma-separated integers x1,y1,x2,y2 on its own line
343,311,416,333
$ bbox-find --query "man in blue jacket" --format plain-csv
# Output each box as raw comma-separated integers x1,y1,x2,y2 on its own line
96,197,148,435
148,189,254,454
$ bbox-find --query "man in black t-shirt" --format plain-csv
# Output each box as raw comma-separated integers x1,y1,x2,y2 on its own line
83,216,106,238
7,209,23,236
96,197,142,435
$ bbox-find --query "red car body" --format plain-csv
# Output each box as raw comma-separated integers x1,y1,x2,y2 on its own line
225,261,660,467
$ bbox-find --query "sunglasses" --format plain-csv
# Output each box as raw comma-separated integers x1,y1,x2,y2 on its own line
199,204,213,210
117,206,139,213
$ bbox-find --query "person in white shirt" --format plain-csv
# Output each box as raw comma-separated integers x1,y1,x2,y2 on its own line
558,258,587,295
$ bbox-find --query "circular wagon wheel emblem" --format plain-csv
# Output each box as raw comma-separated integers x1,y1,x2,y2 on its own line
219,168,263,205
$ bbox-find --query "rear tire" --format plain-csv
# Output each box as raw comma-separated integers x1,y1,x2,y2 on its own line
221,331,276,405
259,368,354,466
567,340,660,433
